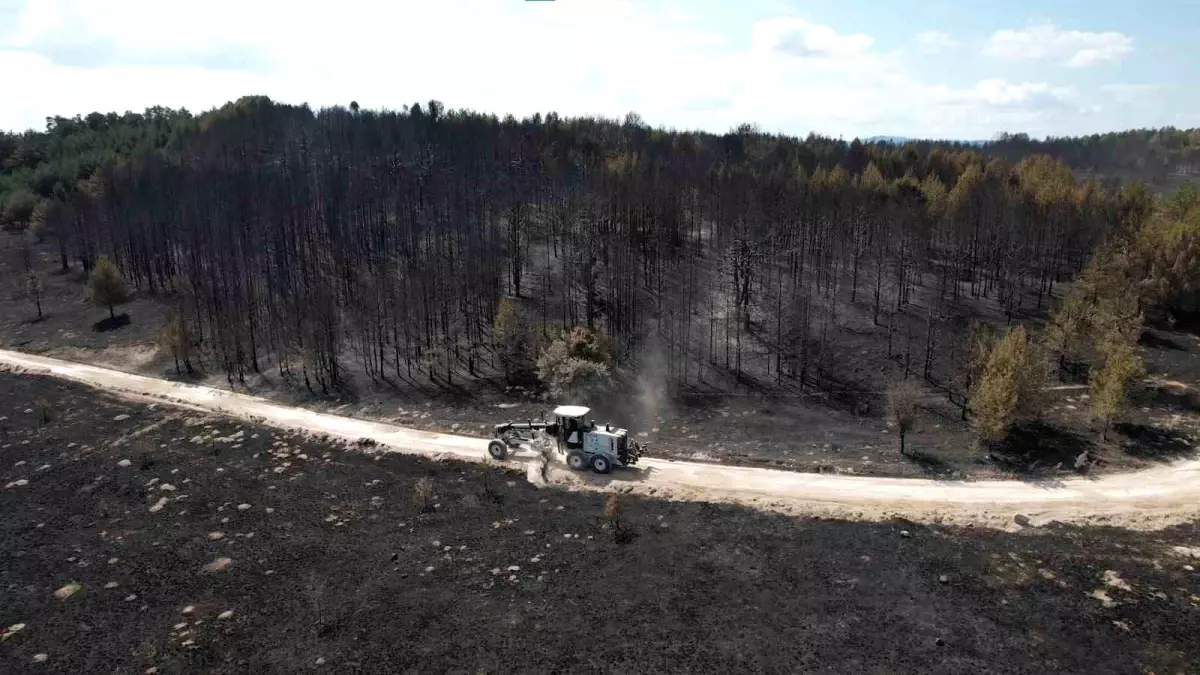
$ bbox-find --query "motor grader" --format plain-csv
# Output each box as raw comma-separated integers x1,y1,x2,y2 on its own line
487,405,644,474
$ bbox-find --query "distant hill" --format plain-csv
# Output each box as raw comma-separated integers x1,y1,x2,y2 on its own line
865,135,988,146
863,135,911,145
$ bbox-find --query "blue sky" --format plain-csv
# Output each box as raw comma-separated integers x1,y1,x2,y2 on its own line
0,0,1194,139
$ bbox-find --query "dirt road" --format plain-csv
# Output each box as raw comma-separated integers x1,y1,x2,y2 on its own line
3,348,1197,530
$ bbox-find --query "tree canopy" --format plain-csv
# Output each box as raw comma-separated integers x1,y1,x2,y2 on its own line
4,95,1196,405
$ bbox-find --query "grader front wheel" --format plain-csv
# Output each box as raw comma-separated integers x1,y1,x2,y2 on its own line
591,455,611,474
487,440,508,461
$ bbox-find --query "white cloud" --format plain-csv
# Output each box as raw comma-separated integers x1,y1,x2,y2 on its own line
915,30,958,55
984,22,1133,67
1100,83,1162,100
752,17,874,59
934,79,1075,108
0,1,1119,139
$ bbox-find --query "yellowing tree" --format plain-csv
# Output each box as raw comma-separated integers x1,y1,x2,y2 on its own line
156,312,195,375
952,320,995,420
1091,289,1143,356
1043,287,1088,371
970,325,1048,442
1090,342,1144,440
492,297,524,382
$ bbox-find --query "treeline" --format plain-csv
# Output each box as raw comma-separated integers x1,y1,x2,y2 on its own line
871,128,1200,188
4,96,1177,401
0,108,196,230
9,101,1197,232
982,129,1200,185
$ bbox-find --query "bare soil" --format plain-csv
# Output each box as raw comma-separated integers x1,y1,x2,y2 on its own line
3,235,1198,483
2,371,1200,674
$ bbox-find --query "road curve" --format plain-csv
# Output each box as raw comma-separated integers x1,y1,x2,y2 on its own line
2,348,1198,531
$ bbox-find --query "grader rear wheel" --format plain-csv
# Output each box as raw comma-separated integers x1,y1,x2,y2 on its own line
566,451,588,471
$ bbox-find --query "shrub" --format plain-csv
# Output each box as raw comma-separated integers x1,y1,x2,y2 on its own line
602,493,637,544
89,256,130,319
411,476,436,513
603,493,622,529
535,336,613,399
564,326,612,365
35,396,51,425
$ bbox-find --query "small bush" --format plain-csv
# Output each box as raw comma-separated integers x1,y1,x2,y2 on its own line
89,256,130,320
602,493,637,544
885,380,921,456
603,493,622,528
35,396,51,425
411,477,436,513
481,470,504,505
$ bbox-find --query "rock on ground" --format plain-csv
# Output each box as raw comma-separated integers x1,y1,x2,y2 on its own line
200,557,233,574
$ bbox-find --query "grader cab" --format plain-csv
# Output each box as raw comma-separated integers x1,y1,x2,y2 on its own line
488,405,644,474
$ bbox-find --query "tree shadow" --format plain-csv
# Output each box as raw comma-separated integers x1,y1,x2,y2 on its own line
162,365,207,383
409,376,481,406
91,313,131,332
986,421,1094,482
1056,358,1090,385
1115,422,1195,461
572,463,657,488
1138,330,1187,351
1132,384,1200,413
1145,307,1200,336
904,448,967,481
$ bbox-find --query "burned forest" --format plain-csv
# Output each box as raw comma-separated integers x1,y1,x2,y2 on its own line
2,97,1164,409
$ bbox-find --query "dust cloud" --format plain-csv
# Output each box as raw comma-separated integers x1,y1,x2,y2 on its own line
632,335,669,438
